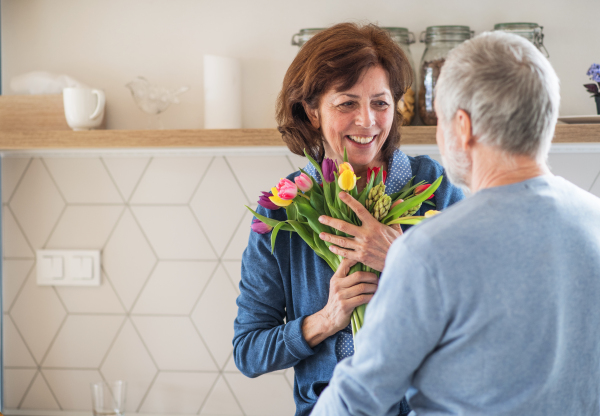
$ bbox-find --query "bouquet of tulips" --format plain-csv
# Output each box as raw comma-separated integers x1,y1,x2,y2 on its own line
247,149,442,338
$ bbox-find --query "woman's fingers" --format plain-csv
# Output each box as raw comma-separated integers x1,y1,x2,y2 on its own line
319,232,358,250
318,215,360,236
338,192,374,223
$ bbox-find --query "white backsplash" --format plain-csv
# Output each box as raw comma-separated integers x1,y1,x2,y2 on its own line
3,146,600,415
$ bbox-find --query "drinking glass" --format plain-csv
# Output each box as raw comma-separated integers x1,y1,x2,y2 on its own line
90,380,127,416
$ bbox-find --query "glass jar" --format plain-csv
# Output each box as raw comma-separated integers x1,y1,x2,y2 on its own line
418,25,473,125
382,27,417,125
493,22,549,57
291,28,325,48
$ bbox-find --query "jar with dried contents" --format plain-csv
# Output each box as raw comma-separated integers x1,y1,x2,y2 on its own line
418,26,473,125
383,27,417,125
493,22,549,57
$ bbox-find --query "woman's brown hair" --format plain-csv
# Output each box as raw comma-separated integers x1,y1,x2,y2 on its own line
276,23,413,161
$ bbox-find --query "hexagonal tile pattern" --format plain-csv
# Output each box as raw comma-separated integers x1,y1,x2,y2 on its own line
10,270,67,363
191,265,239,369
222,209,254,260
226,155,293,204
132,316,218,371
3,206,34,258
43,158,123,203
102,156,151,201
224,373,295,416
190,157,249,256
139,371,218,414
4,368,37,409
9,158,66,249
103,209,157,311
43,315,124,368
43,369,103,410
2,157,31,204
45,205,124,249
130,157,212,204
131,206,216,260
3,259,34,312
55,272,125,313
20,371,60,410
100,319,158,412
4,315,36,367
222,260,242,293
200,375,244,415
133,261,216,315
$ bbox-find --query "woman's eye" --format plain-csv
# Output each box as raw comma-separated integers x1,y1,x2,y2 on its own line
373,100,390,108
340,101,355,107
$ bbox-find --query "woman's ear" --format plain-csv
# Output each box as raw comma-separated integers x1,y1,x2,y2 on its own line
302,102,320,129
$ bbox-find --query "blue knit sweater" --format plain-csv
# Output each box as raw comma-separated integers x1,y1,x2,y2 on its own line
233,154,464,416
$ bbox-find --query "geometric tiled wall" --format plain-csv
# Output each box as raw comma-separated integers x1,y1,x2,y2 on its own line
3,148,600,415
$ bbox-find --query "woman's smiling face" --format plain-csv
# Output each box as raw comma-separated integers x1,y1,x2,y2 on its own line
306,65,394,170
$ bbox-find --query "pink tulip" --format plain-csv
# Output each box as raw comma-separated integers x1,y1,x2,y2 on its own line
251,219,272,234
276,178,298,200
294,173,313,192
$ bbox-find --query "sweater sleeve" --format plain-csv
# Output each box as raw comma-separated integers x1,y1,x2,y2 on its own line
233,205,316,378
312,240,446,415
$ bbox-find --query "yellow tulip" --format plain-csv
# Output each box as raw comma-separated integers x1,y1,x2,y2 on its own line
338,170,357,191
269,187,293,207
424,210,441,218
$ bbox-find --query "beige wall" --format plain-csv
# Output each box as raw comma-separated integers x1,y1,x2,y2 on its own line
2,0,599,130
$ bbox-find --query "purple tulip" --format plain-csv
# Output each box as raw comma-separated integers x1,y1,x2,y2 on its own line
322,158,337,183
251,218,272,234
258,191,281,210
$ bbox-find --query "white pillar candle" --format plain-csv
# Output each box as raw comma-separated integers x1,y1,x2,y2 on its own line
203,55,242,129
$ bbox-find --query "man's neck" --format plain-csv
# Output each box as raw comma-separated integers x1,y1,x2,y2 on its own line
470,144,551,193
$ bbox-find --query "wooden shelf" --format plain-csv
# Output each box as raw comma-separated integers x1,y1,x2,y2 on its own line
0,124,598,150
0,94,598,149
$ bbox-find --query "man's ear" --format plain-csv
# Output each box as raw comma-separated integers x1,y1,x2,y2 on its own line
454,109,474,151
303,102,320,129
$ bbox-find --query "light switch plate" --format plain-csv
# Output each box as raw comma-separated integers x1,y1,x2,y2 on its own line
36,249,101,286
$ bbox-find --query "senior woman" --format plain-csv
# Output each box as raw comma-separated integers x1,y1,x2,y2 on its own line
233,23,464,416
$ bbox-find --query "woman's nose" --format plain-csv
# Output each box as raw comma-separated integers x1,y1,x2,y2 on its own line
355,106,375,128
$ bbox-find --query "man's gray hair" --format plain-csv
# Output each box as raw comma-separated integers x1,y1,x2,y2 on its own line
435,31,560,162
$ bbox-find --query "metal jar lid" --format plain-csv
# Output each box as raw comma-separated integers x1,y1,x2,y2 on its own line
291,28,325,47
493,22,548,57
420,25,474,44
381,27,415,45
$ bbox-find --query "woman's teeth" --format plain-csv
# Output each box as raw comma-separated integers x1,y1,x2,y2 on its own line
348,135,375,144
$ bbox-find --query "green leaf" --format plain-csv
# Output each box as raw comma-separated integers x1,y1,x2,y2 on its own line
245,206,287,228
385,216,425,226
287,220,317,250
382,175,443,223
296,198,329,235
270,222,287,254
374,166,384,186
424,199,436,207
309,191,325,213
285,203,297,221
343,147,348,163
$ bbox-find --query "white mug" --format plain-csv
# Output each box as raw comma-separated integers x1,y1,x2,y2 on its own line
63,87,106,130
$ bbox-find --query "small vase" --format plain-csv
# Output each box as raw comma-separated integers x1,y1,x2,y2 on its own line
596,95,600,115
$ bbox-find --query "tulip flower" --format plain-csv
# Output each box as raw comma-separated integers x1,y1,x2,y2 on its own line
251,218,273,234
338,169,357,191
338,162,354,174
415,184,434,200
294,173,313,192
258,191,281,210
367,166,387,183
424,210,441,218
269,187,294,207
276,178,298,200
322,158,337,183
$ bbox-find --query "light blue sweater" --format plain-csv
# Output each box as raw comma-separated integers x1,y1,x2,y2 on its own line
312,175,600,416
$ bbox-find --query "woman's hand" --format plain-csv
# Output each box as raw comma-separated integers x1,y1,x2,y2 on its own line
302,258,379,348
318,192,403,272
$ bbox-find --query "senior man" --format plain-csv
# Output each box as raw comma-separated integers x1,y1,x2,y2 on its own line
312,31,600,416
